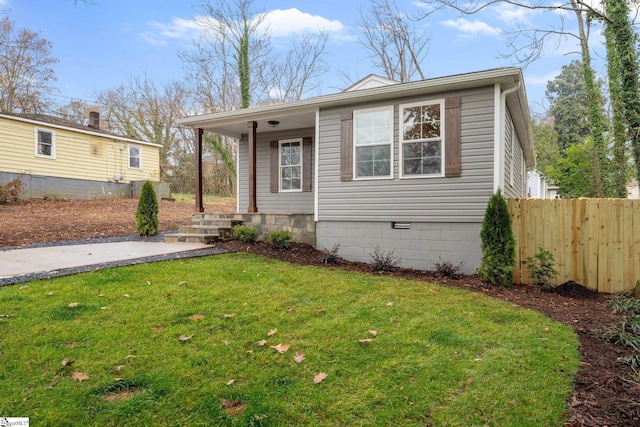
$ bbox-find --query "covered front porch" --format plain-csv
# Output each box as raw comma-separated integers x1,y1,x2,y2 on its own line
166,106,319,246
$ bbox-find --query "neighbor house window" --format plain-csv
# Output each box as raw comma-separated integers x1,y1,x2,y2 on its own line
400,100,444,177
35,128,55,158
129,145,141,169
280,139,302,191
354,106,393,179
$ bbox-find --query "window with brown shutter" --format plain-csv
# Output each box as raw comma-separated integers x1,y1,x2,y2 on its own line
270,138,313,192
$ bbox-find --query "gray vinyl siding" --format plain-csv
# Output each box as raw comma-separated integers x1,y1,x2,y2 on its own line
502,108,527,198
238,127,314,214
317,86,496,222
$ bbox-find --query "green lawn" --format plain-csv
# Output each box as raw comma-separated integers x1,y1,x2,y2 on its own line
0,253,579,426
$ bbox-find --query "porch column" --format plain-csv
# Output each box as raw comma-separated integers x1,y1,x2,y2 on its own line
247,121,258,213
195,127,204,213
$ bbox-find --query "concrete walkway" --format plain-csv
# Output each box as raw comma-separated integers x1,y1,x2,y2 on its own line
0,241,210,279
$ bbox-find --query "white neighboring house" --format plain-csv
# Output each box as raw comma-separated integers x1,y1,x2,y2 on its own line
527,170,558,198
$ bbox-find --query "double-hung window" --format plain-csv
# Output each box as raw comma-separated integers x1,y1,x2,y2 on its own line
129,145,141,169
280,139,302,191
400,100,444,177
354,106,393,179
35,129,55,158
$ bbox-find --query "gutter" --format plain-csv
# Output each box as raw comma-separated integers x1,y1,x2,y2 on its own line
494,81,522,192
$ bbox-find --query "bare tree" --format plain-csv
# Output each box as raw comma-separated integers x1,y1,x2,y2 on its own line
0,15,58,113
181,0,329,111
96,76,191,178
356,0,429,82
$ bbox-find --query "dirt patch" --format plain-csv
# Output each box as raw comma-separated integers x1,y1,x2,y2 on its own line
103,388,145,403
1,199,639,425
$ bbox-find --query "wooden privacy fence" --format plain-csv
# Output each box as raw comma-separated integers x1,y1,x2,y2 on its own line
508,198,640,293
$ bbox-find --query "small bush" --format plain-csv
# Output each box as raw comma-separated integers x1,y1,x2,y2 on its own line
478,189,515,287
320,244,341,265
267,230,292,250
524,247,559,289
136,181,159,236
233,225,258,243
369,245,400,272
433,259,465,279
0,179,24,204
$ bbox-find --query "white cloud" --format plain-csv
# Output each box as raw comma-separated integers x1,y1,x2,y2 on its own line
140,8,348,47
494,3,536,24
140,17,202,46
441,18,501,36
261,8,345,38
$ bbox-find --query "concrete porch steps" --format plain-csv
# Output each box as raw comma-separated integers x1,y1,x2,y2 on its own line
164,217,241,245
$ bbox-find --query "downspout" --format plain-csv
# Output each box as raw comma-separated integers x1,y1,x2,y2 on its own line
493,81,521,192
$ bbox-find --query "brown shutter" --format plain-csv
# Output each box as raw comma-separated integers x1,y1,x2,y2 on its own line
340,111,353,181
445,97,461,178
302,137,312,192
270,140,279,193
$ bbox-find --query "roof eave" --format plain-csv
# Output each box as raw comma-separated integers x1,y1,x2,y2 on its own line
178,68,525,130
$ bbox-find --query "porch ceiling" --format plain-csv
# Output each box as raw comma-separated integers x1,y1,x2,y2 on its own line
196,110,317,139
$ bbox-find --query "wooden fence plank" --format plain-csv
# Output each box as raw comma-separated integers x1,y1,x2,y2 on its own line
508,198,640,293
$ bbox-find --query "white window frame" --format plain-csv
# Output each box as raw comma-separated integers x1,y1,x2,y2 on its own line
353,105,394,180
279,138,302,192
399,99,445,179
128,144,142,169
34,128,55,159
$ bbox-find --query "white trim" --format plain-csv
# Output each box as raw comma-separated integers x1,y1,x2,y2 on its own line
314,109,319,222
278,138,303,192
493,84,501,192
398,99,445,179
34,127,56,159
128,144,142,170
236,137,240,213
353,105,394,180
2,113,160,147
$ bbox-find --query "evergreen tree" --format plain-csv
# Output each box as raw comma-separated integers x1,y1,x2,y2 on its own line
478,189,515,287
136,181,159,236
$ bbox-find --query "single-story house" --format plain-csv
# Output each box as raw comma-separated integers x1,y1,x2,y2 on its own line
179,68,535,274
0,112,165,199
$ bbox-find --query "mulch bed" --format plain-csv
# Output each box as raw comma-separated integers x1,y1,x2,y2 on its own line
215,240,640,426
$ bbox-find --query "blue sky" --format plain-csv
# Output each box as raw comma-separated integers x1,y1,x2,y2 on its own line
4,0,604,116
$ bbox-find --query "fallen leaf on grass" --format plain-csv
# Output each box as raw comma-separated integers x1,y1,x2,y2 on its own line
145,280,151,285
68,302,79,308
61,358,75,367
46,292,54,296
386,301,394,306
314,307,326,312
72,372,89,382
270,343,290,354
19,285,28,289
152,326,165,333
123,294,130,298
294,352,305,363
226,379,235,386
245,350,254,354
368,330,378,336
178,281,188,285
267,328,277,337
223,313,236,319
178,334,194,342
189,314,205,321
357,339,373,343
257,340,267,347
222,339,229,345
313,372,327,384
114,365,124,372
220,399,245,417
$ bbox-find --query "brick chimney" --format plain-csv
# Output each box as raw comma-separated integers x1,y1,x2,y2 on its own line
89,111,100,129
